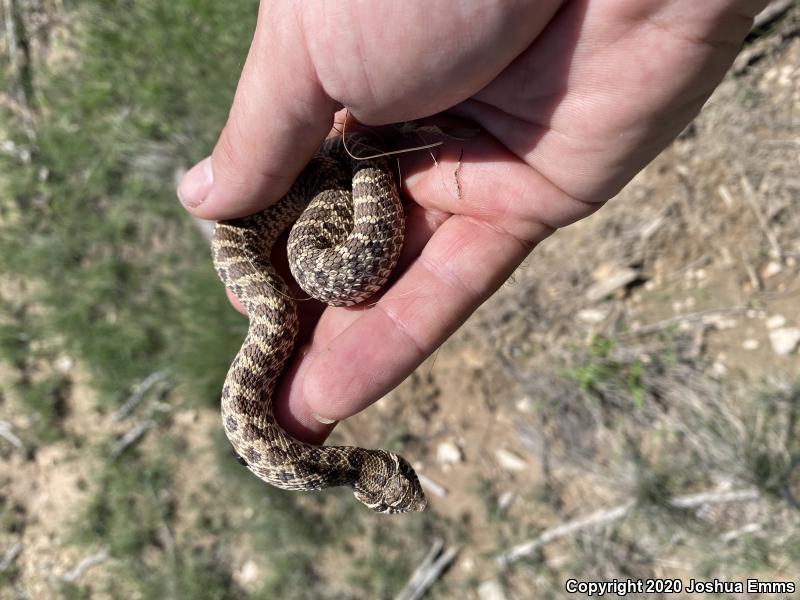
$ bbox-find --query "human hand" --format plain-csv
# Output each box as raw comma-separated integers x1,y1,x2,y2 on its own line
178,0,767,443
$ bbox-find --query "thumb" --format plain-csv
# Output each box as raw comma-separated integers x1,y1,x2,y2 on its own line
177,3,338,220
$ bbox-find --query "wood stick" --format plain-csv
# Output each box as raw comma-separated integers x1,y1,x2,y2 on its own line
62,548,110,583
753,0,794,29
740,174,783,260
0,542,22,572
620,307,748,338
395,540,460,600
496,488,759,566
0,420,23,450
417,473,448,498
111,370,170,422
110,420,155,459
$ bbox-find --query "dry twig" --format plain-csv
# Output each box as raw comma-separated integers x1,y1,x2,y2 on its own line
394,539,460,600
110,419,155,459
496,488,760,566
2,0,36,141
620,307,749,338
0,420,23,450
740,175,783,260
753,0,794,29
61,548,110,583
0,542,22,572
111,370,170,422
417,473,449,498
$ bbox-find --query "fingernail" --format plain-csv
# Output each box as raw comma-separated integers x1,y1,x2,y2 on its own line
177,156,213,208
312,413,337,425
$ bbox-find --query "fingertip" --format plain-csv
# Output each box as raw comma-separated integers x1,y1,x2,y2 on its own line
176,3,338,221
177,156,213,210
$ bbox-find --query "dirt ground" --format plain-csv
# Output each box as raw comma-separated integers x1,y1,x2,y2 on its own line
2,2,799,599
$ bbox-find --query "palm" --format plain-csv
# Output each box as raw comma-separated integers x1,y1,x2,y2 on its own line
202,0,764,441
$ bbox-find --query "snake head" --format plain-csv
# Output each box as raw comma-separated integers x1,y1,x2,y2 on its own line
353,450,427,514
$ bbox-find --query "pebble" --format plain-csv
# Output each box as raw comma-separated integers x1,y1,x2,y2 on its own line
766,315,787,330
703,314,737,330
497,491,515,512
768,327,800,356
460,347,486,369
55,355,74,373
494,448,528,472
763,261,782,278
515,396,535,413
586,266,640,302
577,308,609,324
436,441,463,465
237,560,260,587
710,360,728,378
174,410,198,426
478,580,508,600
742,339,760,350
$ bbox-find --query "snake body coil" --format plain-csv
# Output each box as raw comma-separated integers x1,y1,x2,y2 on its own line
212,134,427,513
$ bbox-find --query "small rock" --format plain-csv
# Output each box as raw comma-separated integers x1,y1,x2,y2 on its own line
461,346,487,369
768,327,800,356
766,315,787,330
174,410,199,426
710,360,728,378
777,65,793,87
763,261,782,278
703,314,737,330
494,448,528,472
237,560,260,587
742,339,760,350
586,266,640,302
577,308,609,324
478,580,508,600
436,441,463,465
497,491,515,512
55,355,74,373
515,396,535,413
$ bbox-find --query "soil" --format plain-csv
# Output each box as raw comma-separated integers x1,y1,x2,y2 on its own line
1,2,799,598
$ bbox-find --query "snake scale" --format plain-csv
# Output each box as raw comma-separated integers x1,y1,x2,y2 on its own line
212,133,427,514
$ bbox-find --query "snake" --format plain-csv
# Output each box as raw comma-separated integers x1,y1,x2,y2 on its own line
211,132,427,514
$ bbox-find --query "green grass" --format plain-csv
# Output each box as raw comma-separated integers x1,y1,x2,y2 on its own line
1,2,433,597
11,2,798,597
1,0,257,409
1,3,449,594
563,335,649,408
